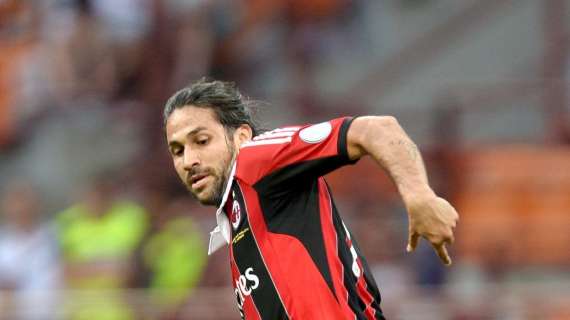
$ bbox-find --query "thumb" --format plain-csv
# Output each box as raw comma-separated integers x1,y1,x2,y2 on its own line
407,230,420,252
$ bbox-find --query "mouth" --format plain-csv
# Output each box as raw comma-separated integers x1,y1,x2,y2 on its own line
189,173,210,191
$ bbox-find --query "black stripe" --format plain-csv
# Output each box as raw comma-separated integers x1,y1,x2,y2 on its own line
231,184,289,320
329,198,385,320
353,238,384,319
256,178,337,301
338,116,359,163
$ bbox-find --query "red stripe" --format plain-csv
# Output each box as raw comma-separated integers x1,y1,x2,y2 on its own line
344,221,376,319
243,295,262,319
355,260,375,320
239,183,293,318
269,234,347,319
241,181,347,319
318,179,355,319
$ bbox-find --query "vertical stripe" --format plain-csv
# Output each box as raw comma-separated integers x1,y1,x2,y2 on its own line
330,198,384,319
355,259,376,320
230,251,262,320
235,183,291,319
319,179,356,319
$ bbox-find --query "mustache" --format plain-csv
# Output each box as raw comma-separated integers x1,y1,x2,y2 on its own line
185,167,213,186
189,167,210,176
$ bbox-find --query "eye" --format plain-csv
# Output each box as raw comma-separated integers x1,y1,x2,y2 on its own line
170,147,183,157
196,137,209,146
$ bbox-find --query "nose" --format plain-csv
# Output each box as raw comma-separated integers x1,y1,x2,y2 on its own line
183,147,200,171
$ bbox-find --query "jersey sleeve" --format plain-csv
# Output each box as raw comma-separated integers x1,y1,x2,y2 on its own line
235,117,358,195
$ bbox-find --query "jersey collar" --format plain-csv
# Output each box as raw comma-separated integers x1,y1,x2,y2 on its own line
208,160,237,255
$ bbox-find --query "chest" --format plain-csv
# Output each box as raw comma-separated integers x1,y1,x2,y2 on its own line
224,184,259,266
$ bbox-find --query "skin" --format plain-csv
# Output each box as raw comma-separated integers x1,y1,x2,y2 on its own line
166,108,458,265
347,116,459,265
165,106,252,206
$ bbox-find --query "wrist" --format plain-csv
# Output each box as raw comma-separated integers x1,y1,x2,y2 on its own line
401,187,436,211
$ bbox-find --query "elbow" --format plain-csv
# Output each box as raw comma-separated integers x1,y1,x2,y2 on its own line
375,115,399,129
347,115,403,158
351,115,402,141
377,116,409,142
361,115,401,133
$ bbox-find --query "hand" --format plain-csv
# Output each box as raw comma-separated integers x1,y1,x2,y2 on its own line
405,196,459,265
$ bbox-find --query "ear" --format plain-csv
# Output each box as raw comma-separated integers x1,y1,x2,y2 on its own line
233,124,253,148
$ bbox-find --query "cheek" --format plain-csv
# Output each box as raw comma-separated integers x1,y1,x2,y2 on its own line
216,149,233,170
206,148,228,169
173,159,186,178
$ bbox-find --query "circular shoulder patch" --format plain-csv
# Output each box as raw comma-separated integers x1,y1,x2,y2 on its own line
299,121,333,144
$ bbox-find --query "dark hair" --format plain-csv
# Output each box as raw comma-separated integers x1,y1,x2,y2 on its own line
163,78,261,136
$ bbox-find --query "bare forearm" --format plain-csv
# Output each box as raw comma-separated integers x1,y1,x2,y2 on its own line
347,116,434,204
347,116,459,265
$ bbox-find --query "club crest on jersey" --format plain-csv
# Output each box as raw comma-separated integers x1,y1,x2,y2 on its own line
231,199,241,230
299,121,332,143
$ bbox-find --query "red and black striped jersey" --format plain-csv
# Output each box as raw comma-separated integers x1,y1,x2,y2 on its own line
208,117,385,320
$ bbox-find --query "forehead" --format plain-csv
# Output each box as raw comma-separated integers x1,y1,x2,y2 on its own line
166,105,222,141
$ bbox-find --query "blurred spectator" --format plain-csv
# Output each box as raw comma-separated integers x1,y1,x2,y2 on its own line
166,4,214,91
0,0,568,318
56,173,148,320
55,2,119,102
0,179,61,320
90,0,151,44
133,196,207,319
0,0,38,148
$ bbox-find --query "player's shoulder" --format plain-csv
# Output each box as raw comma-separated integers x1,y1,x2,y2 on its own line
242,125,303,148
241,117,348,150
234,118,350,184
234,124,303,184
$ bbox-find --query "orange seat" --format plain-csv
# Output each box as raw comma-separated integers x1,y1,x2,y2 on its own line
454,146,570,266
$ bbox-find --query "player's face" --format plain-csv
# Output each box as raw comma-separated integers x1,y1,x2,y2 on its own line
166,106,236,206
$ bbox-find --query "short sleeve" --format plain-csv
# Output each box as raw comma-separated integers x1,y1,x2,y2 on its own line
235,117,358,195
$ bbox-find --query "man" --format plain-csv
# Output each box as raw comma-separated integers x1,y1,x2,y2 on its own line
0,180,61,320
164,78,458,319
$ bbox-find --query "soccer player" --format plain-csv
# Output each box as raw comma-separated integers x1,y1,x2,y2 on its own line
164,78,459,320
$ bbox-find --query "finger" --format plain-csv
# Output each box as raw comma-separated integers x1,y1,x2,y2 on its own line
407,232,420,252
433,243,452,266
442,229,455,244
445,233,455,244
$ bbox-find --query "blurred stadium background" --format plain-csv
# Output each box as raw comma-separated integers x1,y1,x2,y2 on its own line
1,0,569,319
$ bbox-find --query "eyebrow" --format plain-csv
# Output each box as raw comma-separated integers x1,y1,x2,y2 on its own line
187,126,208,137
168,126,208,148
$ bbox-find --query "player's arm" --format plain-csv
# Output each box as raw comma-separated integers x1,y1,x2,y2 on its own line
346,116,459,265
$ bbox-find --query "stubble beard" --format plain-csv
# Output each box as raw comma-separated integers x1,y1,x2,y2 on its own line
191,143,236,207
